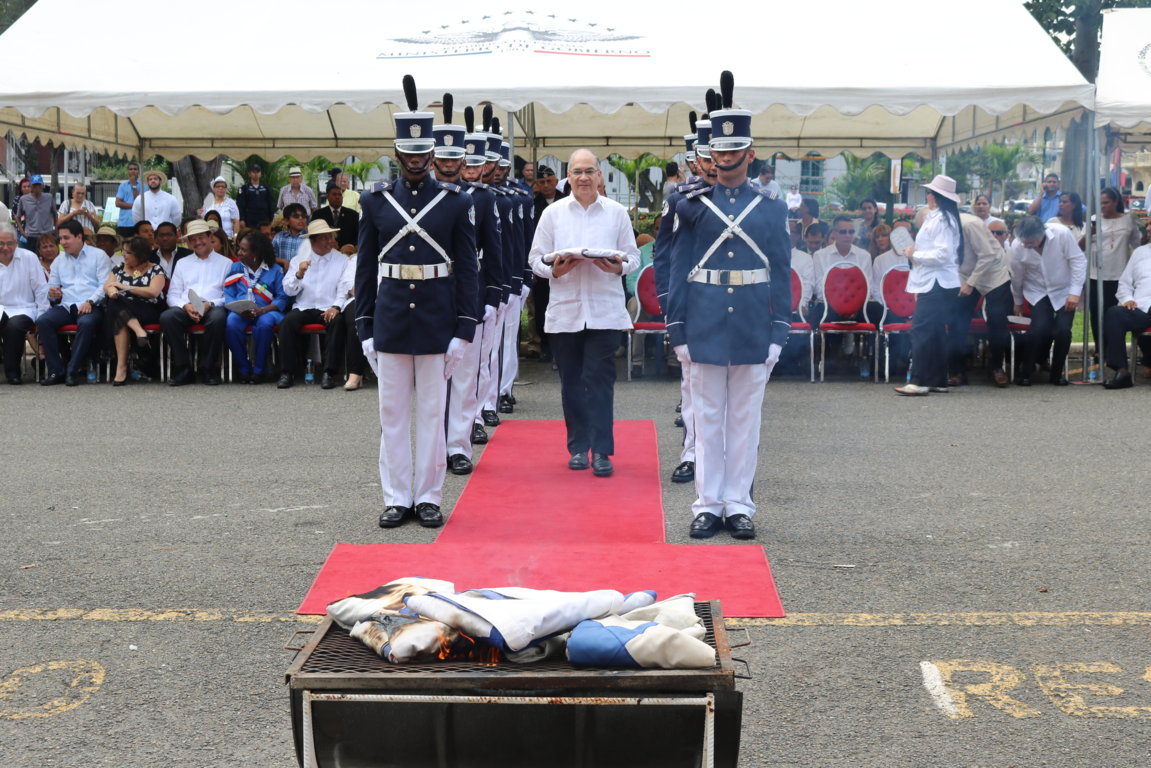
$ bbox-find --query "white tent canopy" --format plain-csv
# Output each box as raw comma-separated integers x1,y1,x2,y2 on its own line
1095,7,1151,138
0,0,1092,162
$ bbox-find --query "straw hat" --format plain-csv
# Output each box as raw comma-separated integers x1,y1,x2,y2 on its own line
182,219,212,238
305,220,340,238
143,168,168,186
921,174,960,203
95,225,120,242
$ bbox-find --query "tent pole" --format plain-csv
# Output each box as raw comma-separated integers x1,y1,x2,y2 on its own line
1089,116,1104,383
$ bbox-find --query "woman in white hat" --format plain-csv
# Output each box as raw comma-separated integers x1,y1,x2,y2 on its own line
200,176,241,238
895,175,964,396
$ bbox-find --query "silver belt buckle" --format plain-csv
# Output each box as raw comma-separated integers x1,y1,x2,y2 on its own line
400,264,423,281
720,270,743,286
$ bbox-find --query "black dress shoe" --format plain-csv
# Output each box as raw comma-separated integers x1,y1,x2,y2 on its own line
482,409,501,427
321,372,336,389
169,369,194,387
725,514,757,540
568,452,589,470
64,373,81,386
1104,371,1133,389
507,393,516,405
674,415,685,428
1013,376,1031,387
40,372,63,386
689,513,723,539
112,379,127,387
1050,375,1069,386
7,376,22,385
671,461,695,483
248,373,263,385
378,506,412,528
277,373,293,389
202,372,221,386
415,502,444,528
471,423,489,445
448,454,474,475
592,453,613,477
498,394,514,414
675,401,682,413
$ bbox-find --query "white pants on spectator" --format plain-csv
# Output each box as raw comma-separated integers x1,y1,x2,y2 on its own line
499,293,522,398
477,303,505,416
679,360,696,464
446,323,486,459
688,362,767,520
376,352,447,508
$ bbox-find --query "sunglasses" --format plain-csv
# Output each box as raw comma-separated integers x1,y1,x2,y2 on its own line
835,229,853,235
289,212,307,218
990,229,1008,236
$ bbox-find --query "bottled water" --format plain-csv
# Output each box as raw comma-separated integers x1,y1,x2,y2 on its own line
304,359,314,384
87,363,97,384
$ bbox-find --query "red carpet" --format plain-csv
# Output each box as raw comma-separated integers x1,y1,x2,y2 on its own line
297,541,783,618
437,420,665,545
297,419,785,618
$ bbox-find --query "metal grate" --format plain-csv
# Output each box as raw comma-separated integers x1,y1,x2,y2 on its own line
288,601,732,692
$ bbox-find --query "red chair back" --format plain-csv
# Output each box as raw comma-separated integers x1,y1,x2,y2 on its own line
880,265,916,318
822,262,869,319
790,269,804,313
636,265,662,317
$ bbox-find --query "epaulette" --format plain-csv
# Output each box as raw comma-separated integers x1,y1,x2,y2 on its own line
676,179,708,195
756,186,780,201
468,181,490,190
436,181,463,194
369,180,394,193
684,185,711,200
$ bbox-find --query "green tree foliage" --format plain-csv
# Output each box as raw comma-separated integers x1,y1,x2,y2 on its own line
606,152,664,219
0,0,37,35
826,154,885,209
1026,0,1151,80
976,143,1039,208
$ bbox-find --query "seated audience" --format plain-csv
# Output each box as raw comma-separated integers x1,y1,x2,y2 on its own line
102,236,165,385
813,215,877,322
278,220,347,390
150,221,192,283
160,219,233,386
312,183,359,252
1102,241,1151,389
224,232,287,384
272,203,309,270
0,222,49,384
37,220,110,386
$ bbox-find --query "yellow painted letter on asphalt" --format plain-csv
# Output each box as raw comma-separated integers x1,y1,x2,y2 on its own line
923,660,1041,719
0,660,106,720
1033,662,1151,718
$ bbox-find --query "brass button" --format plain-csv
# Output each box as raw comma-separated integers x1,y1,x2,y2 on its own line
412,190,419,196
729,198,736,204
410,208,417,215
409,283,416,290
728,253,734,259
409,245,416,252
728,214,735,220
728,306,734,313
409,303,416,309
727,287,734,294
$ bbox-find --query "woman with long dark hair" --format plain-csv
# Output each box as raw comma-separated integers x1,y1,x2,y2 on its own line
1049,191,1085,239
855,198,880,249
1086,187,1141,359
102,236,166,385
894,175,963,395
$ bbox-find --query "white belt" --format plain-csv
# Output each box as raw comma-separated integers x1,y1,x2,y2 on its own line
379,263,453,281
688,268,769,286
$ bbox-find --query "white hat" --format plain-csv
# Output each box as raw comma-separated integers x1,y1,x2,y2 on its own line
210,175,228,187
921,175,960,203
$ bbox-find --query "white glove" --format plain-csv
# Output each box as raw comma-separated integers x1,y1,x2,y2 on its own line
361,339,379,376
483,304,496,323
765,343,783,382
673,344,692,366
444,337,469,380
520,285,531,300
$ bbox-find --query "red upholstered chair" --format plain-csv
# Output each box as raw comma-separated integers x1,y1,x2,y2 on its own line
818,261,878,381
54,323,106,382
878,264,915,382
300,323,328,383
626,265,667,381
789,268,815,382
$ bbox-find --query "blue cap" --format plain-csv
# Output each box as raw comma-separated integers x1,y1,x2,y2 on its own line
707,109,753,151
394,111,435,154
464,133,488,166
695,120,712,159
485,133,502,163
499,141,511,167
433,124,467,158
683,133,697,159
29,174,44,185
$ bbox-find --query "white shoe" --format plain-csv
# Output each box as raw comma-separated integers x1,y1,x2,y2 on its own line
894,383,930,396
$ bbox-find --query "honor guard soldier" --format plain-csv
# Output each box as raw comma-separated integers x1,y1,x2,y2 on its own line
436,99,505,475
666,72,792,541
492,121,531,415
654,99,717,486
355,75,480,529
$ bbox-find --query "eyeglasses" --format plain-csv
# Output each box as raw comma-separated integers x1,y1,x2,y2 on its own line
289,212,307,218
835,229,853,235
570,168,598,176
990,230,1008,236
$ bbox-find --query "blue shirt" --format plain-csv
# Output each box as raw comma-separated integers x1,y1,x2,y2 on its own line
116,179,142,227
272,230,307,266
1037,191,1061,223
48,245,110,308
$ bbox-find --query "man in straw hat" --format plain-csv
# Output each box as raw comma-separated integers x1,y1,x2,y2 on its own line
160,219,232,386
278,219,349,390
132,168,181,230
355,75,479,529
666,72,792,541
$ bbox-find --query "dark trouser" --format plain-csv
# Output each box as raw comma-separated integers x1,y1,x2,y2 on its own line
1103,305,1151,371
342,304,367,376
1087,278,1119,353
160,305,228,373
532,281,551,356
104,297,163,376
909,284,952,388
949,281,1012,373
551,328,619,456
1021,296,1074,379
278,308,345,376
0,313,35,379
37,304,105,377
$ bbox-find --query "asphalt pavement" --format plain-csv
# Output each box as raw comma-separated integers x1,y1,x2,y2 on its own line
2,358,1150,767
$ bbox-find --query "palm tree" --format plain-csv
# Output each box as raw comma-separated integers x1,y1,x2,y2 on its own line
977,143,1038,209
344,159,385,188
826,154,885,210
606,152,664,222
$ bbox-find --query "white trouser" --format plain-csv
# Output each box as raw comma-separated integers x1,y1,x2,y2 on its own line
679,359,696,463
475,305,504,421
376,352,448,508
688,362,768,519
499,292,522,397
446,322,486,458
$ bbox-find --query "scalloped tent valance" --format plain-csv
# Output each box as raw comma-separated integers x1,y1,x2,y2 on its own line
0,0,1093,162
